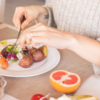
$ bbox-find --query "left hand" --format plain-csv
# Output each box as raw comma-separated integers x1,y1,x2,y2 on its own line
17,23,100,66
17,23,73,49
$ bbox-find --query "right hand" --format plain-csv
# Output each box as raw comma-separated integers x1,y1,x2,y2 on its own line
13,5,46,30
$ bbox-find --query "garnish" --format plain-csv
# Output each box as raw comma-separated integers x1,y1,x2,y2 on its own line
1,41,7,44
12,59,19,63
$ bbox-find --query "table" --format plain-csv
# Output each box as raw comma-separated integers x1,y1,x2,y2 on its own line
0,23,94,100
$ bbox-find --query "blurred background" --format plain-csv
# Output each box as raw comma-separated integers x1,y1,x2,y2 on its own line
4,0,48,26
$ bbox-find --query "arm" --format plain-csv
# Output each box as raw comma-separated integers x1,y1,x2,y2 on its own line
35,5,49,25
68,33,100,66
42,3,56,27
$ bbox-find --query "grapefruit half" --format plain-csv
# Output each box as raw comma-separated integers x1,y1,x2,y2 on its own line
49,70,81,94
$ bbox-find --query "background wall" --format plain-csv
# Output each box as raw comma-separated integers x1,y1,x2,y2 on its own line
45,0,50,3
4,0,45,26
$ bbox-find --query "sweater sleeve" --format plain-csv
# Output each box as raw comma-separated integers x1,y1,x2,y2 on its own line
43,3,56,27
97,38,100,42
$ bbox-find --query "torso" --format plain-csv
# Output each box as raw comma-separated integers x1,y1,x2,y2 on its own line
51,0,100,39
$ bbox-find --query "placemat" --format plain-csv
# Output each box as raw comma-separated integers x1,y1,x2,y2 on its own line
1,94,18,100
0,27,94,100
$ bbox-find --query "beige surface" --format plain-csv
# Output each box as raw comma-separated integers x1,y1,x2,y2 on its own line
0,27,94,100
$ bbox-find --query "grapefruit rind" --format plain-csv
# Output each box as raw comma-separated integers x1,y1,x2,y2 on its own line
49,70,81,94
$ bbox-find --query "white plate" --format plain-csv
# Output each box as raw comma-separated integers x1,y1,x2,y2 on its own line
0,39,60,77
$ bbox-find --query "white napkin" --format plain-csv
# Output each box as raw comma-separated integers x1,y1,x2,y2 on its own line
74,75,100,99
1,94,18,100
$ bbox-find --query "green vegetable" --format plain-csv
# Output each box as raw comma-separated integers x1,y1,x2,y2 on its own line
6,46,14,52
15,45,22,52
10,46,14,52
13,45,22,54
14,50,19,54
1,41,7,44
12,59,19,63
6,48,10,52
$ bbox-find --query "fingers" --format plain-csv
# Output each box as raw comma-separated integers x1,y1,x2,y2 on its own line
17,34,26,48
21,16,34,29
25,31,46,44
31,36,47,46
13,7,25,30
31,30,49,45
17,23,50,47
17,30,48,48
23,23,43,33
26,33,32,44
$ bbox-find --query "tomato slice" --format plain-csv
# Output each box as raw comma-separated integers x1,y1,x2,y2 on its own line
31,94,47,100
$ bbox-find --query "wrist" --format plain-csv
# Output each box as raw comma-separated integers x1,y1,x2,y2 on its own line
36,6,49,24
65,32,78,51
40,6,48,16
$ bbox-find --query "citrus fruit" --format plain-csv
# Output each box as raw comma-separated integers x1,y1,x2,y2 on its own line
49,70,81,94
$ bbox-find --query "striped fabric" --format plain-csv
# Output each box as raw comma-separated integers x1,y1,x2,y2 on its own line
44,0,100,77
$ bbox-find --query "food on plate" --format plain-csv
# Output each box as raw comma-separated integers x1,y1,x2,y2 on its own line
30,47,37,54
78,97,98,100
0,41,7,44
74,95,92,99
0,41,13,53
74,95,98,100
0,43,6,53
18,45,48,68
0,40,19,61
50,94,72,100
0,57,8,69
50,94,98,100
31,94,47,100
19,54,33,68
31,48,45,62
16,52,23,60
39,45,48,57
0,40,48,69
1,45,20,63
49,70,81,94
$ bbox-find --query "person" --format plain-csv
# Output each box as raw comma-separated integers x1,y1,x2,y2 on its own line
13,0,100,77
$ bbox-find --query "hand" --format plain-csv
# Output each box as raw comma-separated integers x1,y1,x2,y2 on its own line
17,23,74,49
13,5,48,30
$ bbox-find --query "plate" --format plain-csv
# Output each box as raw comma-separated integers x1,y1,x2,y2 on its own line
0,39,60,77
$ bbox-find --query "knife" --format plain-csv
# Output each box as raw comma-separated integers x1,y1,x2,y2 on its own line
12,16,26,53
1,16,25,54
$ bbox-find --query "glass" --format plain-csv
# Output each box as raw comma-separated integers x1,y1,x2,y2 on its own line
0,76,7,99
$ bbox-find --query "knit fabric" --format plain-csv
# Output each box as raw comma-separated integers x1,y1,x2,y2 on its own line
44,0,100,76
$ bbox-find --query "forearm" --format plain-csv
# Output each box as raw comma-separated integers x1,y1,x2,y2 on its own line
36,6,49,25
67,33,100,66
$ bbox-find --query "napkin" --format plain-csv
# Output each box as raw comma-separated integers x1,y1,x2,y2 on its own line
74,75,100,99
1,94,18,100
